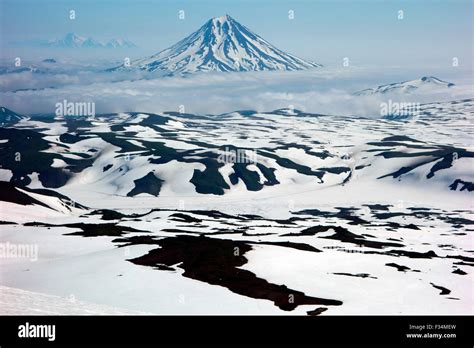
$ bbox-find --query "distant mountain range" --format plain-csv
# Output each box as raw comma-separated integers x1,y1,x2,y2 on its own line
111,14,321,74
354,76,455,96
15,33,137,48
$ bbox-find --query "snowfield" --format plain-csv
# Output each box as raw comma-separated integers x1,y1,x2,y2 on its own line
0,98,473,315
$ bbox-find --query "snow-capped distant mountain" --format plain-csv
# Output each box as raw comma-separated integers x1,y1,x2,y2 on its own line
112,14,321,74
354,76,455,96
105,38,137,48
19,33,137,48
45,33,95,48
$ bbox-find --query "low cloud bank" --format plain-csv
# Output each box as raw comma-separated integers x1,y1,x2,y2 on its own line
1,64,472,117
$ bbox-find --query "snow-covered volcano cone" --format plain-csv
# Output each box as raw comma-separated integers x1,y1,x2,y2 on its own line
114,14,321,74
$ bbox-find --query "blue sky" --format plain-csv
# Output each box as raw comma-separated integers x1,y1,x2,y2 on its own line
1,0,472,68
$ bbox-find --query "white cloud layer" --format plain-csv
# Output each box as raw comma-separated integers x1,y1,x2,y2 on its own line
1,63,472,117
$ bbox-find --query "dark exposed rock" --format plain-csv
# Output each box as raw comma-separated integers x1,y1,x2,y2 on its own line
129,235,342,310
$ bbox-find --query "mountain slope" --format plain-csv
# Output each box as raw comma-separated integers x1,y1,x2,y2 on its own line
354,76,455,96
0,106,28,126
105,38,137,48
113,15,321,74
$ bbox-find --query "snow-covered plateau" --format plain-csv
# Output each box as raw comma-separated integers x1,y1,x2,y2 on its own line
0,97,472,315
